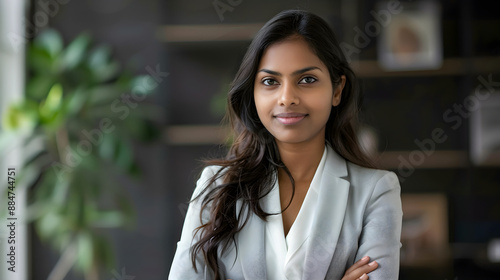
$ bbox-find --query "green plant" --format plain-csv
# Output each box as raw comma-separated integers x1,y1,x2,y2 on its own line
1,29,160,279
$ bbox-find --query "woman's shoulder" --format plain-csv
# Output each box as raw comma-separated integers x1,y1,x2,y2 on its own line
345,161,400,190
192,165,228,198
198,165,228,182
326,145,399,188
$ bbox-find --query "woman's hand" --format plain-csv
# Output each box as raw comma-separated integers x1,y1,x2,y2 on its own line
341,256,378,280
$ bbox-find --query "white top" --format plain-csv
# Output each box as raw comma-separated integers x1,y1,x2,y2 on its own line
262,147,328,280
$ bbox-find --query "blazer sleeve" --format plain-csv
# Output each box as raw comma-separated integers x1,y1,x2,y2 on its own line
168,166,221,280
356,171,403,280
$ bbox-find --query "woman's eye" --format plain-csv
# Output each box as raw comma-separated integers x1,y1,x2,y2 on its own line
262,78,278,86
299,76,317,84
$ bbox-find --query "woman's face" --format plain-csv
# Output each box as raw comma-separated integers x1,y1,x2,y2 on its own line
253,37,345,146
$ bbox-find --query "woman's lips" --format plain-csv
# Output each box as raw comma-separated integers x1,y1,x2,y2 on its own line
275,113,307,125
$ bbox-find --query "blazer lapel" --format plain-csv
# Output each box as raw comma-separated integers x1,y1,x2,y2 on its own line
284,147,351,279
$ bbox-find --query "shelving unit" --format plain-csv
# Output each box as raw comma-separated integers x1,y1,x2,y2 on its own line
162,2,500,279
159,23,500,166
160,21,499,167
158,23,263,42
159,23,500,77
163,125,500,167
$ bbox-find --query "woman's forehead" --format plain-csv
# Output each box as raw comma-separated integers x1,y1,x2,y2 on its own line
257,38,327,74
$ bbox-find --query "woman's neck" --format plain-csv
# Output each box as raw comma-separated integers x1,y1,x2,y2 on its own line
276,138,325,183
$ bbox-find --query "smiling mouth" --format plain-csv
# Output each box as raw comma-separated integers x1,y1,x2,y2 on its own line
274,113,308,125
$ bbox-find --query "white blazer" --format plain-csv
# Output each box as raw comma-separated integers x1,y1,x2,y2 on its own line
169,145,403,279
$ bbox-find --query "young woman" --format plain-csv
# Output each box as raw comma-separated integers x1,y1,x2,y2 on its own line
169,10,402,280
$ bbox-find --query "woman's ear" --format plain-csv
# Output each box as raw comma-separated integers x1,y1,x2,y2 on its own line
332,75,346,107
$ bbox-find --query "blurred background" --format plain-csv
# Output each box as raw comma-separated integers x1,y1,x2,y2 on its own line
0,0,499,279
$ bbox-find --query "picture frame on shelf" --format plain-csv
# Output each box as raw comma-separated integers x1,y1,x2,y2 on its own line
377,1,442,71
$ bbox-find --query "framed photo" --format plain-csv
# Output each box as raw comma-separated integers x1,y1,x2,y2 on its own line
470,92,500,165
400,193,450,267
377,1,442,71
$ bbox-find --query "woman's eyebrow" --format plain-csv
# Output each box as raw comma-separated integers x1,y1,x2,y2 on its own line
257,66,322,76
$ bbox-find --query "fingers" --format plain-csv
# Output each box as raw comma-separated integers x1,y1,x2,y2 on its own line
344,256,370,275
342,256,378,280
357,273,368,280
355,260,378,278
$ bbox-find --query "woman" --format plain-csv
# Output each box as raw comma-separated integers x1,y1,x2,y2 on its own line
169,10,402,280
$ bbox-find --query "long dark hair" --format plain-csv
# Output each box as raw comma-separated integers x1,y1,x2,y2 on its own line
190,10,375,279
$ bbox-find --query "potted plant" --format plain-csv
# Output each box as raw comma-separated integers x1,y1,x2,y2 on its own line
1,29,160,280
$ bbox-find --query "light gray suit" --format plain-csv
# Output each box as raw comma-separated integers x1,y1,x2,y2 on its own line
169,145,403,279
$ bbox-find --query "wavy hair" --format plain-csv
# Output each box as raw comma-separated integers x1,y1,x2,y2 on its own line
190,10,375,279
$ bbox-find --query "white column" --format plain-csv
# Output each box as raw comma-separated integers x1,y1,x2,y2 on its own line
0,0,29,279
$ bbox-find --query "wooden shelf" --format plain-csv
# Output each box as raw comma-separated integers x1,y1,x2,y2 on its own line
375,150,468,169
164,125,500,167
158,23,263,42
352,57,500,78
158,24,499,77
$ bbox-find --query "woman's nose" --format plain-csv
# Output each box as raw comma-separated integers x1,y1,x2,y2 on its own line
278,82,299,106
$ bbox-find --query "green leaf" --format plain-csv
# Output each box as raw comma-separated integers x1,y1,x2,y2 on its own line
93,235,114,269
94,61,120,83
88,45,111,68
39,84,64,125
36,210,63,240
26,75,55,100
98,134,116,160
1,101,39,132
130,75,157,96
64,87,88,116
59,33,91,70
87,45,120,82
90,210,126,228
114,139,133,170
34,29,63,58
120,117,144,138
27,45,55,73
33,168,59,205
51,175,70,205
66,182,87,229
45,84,63,110
76,231,94,271
87,84,125,106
